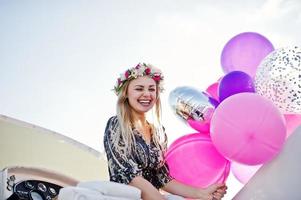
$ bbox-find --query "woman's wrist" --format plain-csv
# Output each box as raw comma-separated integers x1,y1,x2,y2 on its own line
194,187,207,199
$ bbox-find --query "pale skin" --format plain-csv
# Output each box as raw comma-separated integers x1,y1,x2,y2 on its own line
126,76,227,200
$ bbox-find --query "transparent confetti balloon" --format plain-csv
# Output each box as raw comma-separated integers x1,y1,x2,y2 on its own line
255,46,301,114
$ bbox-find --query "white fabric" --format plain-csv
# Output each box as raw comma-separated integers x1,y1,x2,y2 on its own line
164,194,185,200
58,186,134,200
59,181,185,200
77,181,141,199
59,187,104,200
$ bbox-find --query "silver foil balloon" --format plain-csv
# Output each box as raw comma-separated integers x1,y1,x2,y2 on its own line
255,46,301,114
168,86,215,123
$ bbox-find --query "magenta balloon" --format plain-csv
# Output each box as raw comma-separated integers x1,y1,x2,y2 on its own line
221,32,274,77
168,133,203,152
166,133,230,187
218,71,255,102
210,93,286,165
187,118,210,133
206,82,219,100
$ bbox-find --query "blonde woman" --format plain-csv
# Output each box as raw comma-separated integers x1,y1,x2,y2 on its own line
104,63,227,200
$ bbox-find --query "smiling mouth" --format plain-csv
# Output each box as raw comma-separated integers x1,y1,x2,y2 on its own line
138,100,151,106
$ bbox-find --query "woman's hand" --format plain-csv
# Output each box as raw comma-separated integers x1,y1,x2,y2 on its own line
163,179,227,200
201,183,227,200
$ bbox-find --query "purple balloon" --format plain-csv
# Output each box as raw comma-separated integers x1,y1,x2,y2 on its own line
208,96,220,108
221,32,274,77
218,71,255,102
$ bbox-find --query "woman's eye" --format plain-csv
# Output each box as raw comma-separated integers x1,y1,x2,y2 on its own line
149,88,156,92
135,88,143,91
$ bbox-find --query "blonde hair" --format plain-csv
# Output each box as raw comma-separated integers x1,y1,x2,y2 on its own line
113,79,167,156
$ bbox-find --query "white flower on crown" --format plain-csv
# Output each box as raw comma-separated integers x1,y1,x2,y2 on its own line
120,73,127,81
137,64,146,75
131,68,139,78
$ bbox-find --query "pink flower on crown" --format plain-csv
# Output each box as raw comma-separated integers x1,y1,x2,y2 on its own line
135,64,141,69
145,67,151,75
125,70,130,78
153,75,161,82
117,78,122,85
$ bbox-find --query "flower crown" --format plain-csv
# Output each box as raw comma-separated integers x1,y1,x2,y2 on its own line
113,63,164,95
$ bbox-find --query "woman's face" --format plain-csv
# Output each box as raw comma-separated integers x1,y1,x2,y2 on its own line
127,76,157,115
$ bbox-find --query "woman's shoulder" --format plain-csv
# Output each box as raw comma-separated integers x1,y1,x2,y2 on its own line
104,116,120,134
105,116,118,128
107,115,118,123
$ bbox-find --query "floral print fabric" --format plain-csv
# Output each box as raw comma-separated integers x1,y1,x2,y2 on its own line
104,116,173,189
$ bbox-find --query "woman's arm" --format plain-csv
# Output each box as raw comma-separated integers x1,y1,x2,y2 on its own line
129,176,166,200
162,179,227,200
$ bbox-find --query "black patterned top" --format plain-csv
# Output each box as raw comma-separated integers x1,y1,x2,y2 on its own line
103,116,173,189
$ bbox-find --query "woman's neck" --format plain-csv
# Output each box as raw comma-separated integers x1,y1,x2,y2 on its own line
131,109,145,120
131,112,152,144
131,111,148,127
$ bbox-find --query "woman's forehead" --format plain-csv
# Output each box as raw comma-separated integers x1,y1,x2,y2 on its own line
129,76,156,86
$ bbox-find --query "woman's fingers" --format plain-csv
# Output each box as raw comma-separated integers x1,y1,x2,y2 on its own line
213,188,226,199
205,183,227,200
216,188,227,194
213,192,222,198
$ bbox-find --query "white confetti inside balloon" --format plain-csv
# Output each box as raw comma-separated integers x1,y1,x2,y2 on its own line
255,46,301,114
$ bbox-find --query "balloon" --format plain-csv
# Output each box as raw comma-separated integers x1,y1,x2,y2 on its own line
218,71,255,102
255,46,301,114
231,162,261,184
206,82,220,100
233,127,301,200
166,133,230,187
169,86,215,124
167,132,205,152
187,118,210,133
210,93,286,165
221,32,274,77
284,114,301,138
184,95,219,133
208,96,219,108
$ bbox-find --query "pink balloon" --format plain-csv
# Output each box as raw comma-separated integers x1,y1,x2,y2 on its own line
206,82,219,100
166,133,230,187
284,114,301,138
231,162,261,184
221,32,274,77
210,93,286,165
187,118,210,133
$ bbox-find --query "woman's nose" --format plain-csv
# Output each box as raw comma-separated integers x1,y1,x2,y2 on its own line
142,90,151,96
